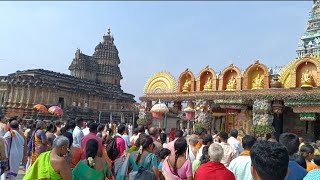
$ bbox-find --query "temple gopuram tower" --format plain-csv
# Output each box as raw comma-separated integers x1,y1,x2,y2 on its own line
296,0,320,58
69,28,122,86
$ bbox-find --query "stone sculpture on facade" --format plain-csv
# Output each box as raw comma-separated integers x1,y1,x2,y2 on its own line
203,77,213,91
252,74,264,89
226,76,237,91
182,78,191,93
301,69,313,87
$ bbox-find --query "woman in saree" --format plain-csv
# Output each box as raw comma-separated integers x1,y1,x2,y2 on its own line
45,123,56,150
23,136,72,180
162,138,193,180
27,121,48,166
117,134,159,180
72,139,113,180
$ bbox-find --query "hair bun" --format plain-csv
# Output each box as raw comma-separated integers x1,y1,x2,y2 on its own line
87,157,95,167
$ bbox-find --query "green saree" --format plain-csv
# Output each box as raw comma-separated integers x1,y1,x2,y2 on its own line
72,160,110,180
23,151,62,180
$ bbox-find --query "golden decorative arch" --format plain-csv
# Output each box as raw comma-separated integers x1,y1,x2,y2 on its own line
218,64,242,90
243,60,270,90
279,54,320,88
178,68,196,93
143,71,177,94
196,65,217,91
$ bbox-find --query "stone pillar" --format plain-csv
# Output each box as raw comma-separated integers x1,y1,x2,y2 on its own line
132,112,135,128
26,85,32,109
252,100,273,137
40,87,45,103
12,85,19,108
273,113,283,141
110,112,113,124
307,121,315,138
32,87,38,104
47,88,51,105
16,86,22,107
121,113,124,123
19,85,27,108
7,84,13,107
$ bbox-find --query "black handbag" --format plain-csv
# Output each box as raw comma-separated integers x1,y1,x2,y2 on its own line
0,159,9,175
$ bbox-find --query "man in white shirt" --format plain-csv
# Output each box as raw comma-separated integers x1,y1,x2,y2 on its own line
196,134,213,160
219,131,236,167
72,118,84,148
227,129,244,157
82,120,93,136
228,135,256,180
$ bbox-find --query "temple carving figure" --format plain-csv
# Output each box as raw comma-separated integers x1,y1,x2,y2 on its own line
182,78,191,93
226,76,237,91
203,77,213,91
301,69,313,87
252,74,264,89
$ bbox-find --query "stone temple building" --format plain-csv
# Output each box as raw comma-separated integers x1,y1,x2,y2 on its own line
0,28,136,123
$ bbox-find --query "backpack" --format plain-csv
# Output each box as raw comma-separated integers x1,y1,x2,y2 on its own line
106,136,120,161
133,154,156,180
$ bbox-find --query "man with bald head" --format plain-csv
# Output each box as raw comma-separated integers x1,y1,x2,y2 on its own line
149,127,162,153
2,120,27,180
186,134,198,163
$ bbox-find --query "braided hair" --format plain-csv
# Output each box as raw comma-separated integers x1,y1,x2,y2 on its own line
86,139,99,168
173,138,187,175
135,134,153,164
200,146,210,164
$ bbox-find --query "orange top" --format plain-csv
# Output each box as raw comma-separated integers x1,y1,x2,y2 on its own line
196,141,202,150
70,147,82,168
307,161,318,172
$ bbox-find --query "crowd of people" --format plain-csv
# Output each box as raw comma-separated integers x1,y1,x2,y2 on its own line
0,115,319,180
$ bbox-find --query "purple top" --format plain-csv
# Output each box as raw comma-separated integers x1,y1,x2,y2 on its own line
27,130,47,155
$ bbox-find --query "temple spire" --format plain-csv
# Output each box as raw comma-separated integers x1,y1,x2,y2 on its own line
103,27,114,44
296,1,320,58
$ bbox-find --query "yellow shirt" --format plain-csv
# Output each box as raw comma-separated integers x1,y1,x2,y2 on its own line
315,149,320,155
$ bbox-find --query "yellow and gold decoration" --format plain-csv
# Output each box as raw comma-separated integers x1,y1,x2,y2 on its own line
143,71,177,94
182,77,191,93
203,77,213,91
279,54,320,88
226,76,237,91
301,69,313,87
252,74,264,90
197,65,217,91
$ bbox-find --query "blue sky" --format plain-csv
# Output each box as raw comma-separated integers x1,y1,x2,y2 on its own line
0,1,313,101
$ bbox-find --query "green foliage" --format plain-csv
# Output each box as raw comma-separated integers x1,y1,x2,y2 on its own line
137,118,149,126
251,124,274,137
194,121,209,132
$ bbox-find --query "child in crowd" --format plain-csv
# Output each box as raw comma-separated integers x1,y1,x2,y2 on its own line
158,148,171,180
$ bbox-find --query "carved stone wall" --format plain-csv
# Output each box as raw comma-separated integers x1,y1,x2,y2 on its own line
0,69,136,121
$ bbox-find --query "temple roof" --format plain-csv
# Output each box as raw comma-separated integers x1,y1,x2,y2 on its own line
93,28,120,64
69,28,123,82
1,69,135,102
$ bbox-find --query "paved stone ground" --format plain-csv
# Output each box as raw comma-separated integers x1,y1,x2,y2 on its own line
16,166,25,180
